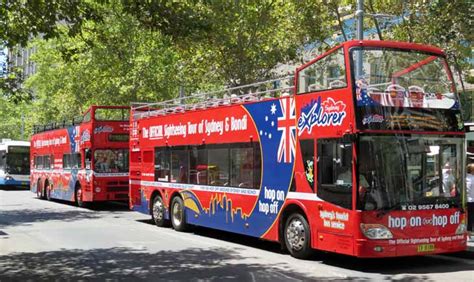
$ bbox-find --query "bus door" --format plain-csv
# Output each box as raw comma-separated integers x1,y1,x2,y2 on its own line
83,148,93,200
315,137,354,255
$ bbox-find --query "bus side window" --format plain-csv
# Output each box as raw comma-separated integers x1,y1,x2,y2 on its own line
317,139,353,209
297,47,347,94
154,147,170,182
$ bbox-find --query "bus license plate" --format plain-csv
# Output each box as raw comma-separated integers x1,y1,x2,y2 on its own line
417,244,435,252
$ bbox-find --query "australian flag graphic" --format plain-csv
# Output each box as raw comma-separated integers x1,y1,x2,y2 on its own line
182,98,296,238
243,98,295,237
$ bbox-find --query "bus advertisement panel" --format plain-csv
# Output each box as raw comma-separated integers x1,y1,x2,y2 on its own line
130,40,467,258
0,140,30,187
31,106,130,207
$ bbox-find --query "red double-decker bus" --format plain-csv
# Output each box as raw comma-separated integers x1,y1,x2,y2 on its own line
130,40,467,258
31,106,130,207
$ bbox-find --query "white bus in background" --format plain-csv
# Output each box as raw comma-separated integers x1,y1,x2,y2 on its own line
466,122,474,164
0,139,30,187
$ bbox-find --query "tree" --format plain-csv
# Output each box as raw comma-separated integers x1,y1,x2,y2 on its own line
0,95,31,140
24,4,185,124
121,1,332,86
364,0,472,70
1,0,102,48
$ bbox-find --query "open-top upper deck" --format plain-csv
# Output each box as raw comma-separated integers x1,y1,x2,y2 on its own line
33,105,130,134
131,40,453,124
132,76,294,120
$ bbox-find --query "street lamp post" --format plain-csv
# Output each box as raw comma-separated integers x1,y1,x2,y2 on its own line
355,0,364,78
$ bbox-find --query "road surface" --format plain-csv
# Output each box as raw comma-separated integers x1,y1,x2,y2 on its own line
1,189,473,281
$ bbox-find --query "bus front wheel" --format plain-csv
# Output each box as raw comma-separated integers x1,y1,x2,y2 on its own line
170,196,189,232
284,213,313,259
152,194,169,227
45,181,52,201
36,180,44,199
75,184,88,208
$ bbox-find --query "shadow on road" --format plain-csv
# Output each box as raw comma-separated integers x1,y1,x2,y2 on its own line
36,197,130,212
137,219,473,277
0,199,132,228
0,209,101,228
0,247,363,281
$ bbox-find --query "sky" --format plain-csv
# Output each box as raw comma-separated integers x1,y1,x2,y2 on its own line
0,47,6,77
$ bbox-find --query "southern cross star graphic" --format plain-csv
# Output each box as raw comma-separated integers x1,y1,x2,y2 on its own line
270,103,277,115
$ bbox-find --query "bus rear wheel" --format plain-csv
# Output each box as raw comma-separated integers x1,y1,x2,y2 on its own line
152,194,169,227
170,196,189,232
45,181,52,201
75,184,88,208
284,213,313,259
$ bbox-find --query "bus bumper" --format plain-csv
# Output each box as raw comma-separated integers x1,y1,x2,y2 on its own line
354,235,467,257
93,192,129,202
91,179,129,202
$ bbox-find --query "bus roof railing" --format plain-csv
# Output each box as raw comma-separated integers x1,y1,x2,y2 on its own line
33,115,84,134
131,75,295,120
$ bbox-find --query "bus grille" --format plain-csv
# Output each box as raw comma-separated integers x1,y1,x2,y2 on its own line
107,181,129,193
107,181,129,186
107,186,129,192
115,194,129,199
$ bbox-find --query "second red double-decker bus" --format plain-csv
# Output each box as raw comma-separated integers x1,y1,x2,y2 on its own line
31,106,130,207
130,40,467,258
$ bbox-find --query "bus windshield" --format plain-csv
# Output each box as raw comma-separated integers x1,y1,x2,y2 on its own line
94,149,129,173
5,146,30,175
357,135,463,211
351,48,462,132
94,108,129,121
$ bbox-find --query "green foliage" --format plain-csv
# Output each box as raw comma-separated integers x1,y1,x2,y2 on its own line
25,4,184,124
364,0,472,69
0,96,31,140
1,0,102,48
0,0,472,140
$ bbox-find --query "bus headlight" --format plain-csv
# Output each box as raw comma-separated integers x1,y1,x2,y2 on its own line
5,175,12,181
360,223,393,240
455,221,467,235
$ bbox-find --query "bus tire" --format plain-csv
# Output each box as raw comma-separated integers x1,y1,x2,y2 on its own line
152,194,170,227
170,196,189,232
36,180,44,199
45,181,52,201
75,184,88,208
284,213,313,259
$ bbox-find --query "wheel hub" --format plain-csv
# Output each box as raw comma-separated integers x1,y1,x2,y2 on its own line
286,218,305,251
153,199,164,221
172,201,182,226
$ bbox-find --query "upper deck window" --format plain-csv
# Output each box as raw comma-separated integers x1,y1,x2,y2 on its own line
352,48,454,98
351,47,462,132
83,110,91,123
108,134,129,142
297,48,347,94
95,108,129,121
